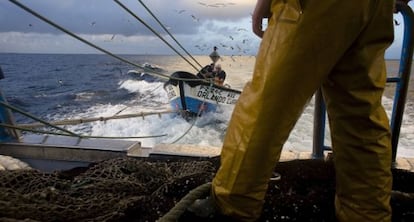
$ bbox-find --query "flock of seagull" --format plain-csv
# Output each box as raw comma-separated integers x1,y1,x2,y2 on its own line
174,1,255,56
26,1,254,57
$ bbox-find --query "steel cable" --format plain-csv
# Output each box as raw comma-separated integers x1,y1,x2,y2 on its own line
137,0,203,69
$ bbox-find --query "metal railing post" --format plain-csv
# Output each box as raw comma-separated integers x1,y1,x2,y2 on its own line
312,89,326,159
311,1,414,161
390,2,414,162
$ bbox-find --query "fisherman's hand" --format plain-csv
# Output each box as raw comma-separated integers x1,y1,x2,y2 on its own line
252,0,272,38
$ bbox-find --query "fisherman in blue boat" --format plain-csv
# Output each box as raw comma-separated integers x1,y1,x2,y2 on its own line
212,64,226,86
196,63,214,79
209,46,220,63
188,0,395,221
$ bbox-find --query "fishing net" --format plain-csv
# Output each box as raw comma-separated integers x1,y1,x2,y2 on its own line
0,157,217,222
1,157,414,222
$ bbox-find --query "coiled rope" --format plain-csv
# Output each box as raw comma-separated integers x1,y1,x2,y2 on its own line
157,182,212,222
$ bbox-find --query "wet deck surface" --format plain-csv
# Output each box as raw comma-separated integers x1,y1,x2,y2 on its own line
1,148,413,172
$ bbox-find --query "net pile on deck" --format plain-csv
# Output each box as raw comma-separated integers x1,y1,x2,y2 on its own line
0,157,217,222
1,157,414,222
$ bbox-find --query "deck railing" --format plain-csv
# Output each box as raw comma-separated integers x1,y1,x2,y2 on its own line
312,1,414,162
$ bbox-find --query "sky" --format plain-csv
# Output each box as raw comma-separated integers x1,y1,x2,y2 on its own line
0,0,411,58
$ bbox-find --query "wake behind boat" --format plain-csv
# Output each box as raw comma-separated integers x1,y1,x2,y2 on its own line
2,1,414,222
127,48,242,118
127,62,167,82
129,64,242,117
127,70,165,82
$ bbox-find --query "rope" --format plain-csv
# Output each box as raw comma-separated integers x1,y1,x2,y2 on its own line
8,0,170,80
114,0,200,72
137,0,203,69
8,0,207,84
0,101,80,137
0,123,167,139
0,101,169,139
170,80,215,144
391,190,414,201
170,116,197,144
17,110,176,128
113,83,165,116
158,182,211,222
7,0,228,142
113,106,130,116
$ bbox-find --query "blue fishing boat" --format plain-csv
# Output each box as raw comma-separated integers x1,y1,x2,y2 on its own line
164,71,241,117
163,46,241,117
1,1,414,222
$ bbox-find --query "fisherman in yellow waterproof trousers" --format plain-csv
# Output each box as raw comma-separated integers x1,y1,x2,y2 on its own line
189,0,394,221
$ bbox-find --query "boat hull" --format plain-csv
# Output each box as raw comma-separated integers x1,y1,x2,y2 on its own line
164,71,241,116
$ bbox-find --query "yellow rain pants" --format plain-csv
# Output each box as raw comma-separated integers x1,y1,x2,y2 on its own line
211,0,394,221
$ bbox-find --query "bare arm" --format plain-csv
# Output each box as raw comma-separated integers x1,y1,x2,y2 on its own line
252,0,272,38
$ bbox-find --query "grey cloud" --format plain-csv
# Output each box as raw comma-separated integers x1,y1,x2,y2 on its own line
1,0,253,37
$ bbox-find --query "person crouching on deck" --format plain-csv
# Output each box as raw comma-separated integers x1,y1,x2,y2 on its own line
197,63,214,79
213,64,226,86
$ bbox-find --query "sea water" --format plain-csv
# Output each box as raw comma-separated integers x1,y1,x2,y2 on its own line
0,53,413,157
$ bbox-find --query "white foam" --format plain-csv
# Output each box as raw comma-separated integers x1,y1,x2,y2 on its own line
74,92,95,101
57,90,414,158
54,91,414,159
283,96,414,158
49,59,414,159
119,79,168,104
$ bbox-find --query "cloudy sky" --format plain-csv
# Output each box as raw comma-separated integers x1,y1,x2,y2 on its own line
0,0,410,58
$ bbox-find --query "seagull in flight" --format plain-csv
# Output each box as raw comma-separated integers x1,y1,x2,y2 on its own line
191,15,200,22
175,9,186,14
